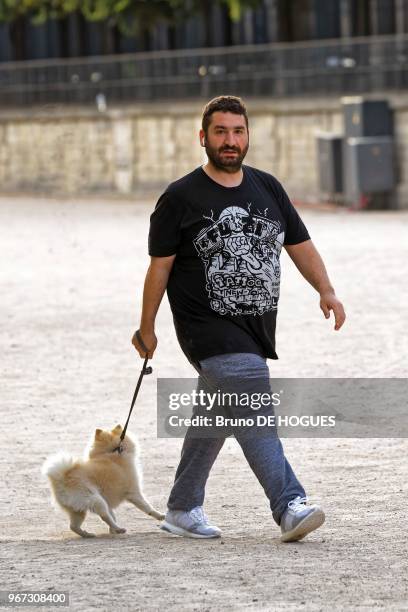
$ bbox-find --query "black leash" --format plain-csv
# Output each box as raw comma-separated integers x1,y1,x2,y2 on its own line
112,330,153,454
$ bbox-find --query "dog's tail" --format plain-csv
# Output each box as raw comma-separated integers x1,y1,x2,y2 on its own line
41,453,76,482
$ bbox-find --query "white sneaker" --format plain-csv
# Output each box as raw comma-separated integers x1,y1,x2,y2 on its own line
161,506,221,539
280,496,325,542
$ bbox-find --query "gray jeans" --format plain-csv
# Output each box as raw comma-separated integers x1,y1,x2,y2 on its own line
167,353,306,525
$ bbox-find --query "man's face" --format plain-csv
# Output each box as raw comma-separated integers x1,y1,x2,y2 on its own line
201,111,249,173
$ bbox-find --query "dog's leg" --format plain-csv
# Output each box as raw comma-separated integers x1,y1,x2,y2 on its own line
68,510,95,538
90,495,126,534
109,509,119,534
127,493,165,520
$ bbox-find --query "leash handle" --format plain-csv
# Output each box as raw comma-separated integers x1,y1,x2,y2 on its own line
135,329,153,374
135,329,152,376
135,330,149,357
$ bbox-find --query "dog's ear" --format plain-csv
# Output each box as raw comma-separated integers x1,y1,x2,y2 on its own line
112,424,123,433
95,428,103,439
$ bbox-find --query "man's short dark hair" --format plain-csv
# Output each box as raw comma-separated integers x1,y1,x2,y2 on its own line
202,95,248,134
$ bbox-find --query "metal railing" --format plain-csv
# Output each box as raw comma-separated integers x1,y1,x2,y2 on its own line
1,34,408,107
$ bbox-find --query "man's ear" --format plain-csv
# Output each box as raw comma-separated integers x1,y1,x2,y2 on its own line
199,129,206,147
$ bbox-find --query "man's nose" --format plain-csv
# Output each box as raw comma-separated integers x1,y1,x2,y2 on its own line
224,131,236,146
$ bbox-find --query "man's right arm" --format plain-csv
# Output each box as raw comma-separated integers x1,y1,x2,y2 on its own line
132,255,176,358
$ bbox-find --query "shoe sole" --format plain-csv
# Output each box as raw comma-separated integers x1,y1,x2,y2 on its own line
160,521,221,539
281,508,325,543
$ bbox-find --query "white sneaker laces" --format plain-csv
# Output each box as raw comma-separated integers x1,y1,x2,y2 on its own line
189,506,209,524
288,496,308,513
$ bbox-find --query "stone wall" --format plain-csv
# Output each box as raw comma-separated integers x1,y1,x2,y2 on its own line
0,95,407,207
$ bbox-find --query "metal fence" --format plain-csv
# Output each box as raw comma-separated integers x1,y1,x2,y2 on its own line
1,34,408,107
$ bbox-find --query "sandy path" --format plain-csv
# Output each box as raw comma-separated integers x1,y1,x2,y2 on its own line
1,196,407,611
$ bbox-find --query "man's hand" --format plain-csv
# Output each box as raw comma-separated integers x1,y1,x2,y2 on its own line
132,329,157,359
320,291,346,331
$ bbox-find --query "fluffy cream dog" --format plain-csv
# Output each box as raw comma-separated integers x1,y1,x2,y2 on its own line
42,424,164,537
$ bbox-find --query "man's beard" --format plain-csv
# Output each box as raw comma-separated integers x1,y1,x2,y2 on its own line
205,141,249,173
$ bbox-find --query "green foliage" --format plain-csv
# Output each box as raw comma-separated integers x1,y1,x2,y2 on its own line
0,1,75,23
222,0,261,21
109,1,179,36
0,0,262,33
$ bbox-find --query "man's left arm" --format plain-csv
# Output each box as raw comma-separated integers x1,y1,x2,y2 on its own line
284,239,346,331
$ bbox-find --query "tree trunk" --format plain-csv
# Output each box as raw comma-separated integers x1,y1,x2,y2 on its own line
9,15,26,60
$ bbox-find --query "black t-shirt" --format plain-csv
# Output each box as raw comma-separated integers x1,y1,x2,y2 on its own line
148,165,310,365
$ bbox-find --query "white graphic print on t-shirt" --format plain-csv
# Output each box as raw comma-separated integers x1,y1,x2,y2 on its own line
193,204,284,316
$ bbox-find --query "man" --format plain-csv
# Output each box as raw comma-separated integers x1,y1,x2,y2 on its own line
133,96,345,542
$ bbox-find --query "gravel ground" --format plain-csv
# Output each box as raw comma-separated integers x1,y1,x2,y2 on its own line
1,196,407,612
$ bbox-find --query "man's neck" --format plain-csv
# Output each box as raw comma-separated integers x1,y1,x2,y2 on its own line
202,162,244,187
